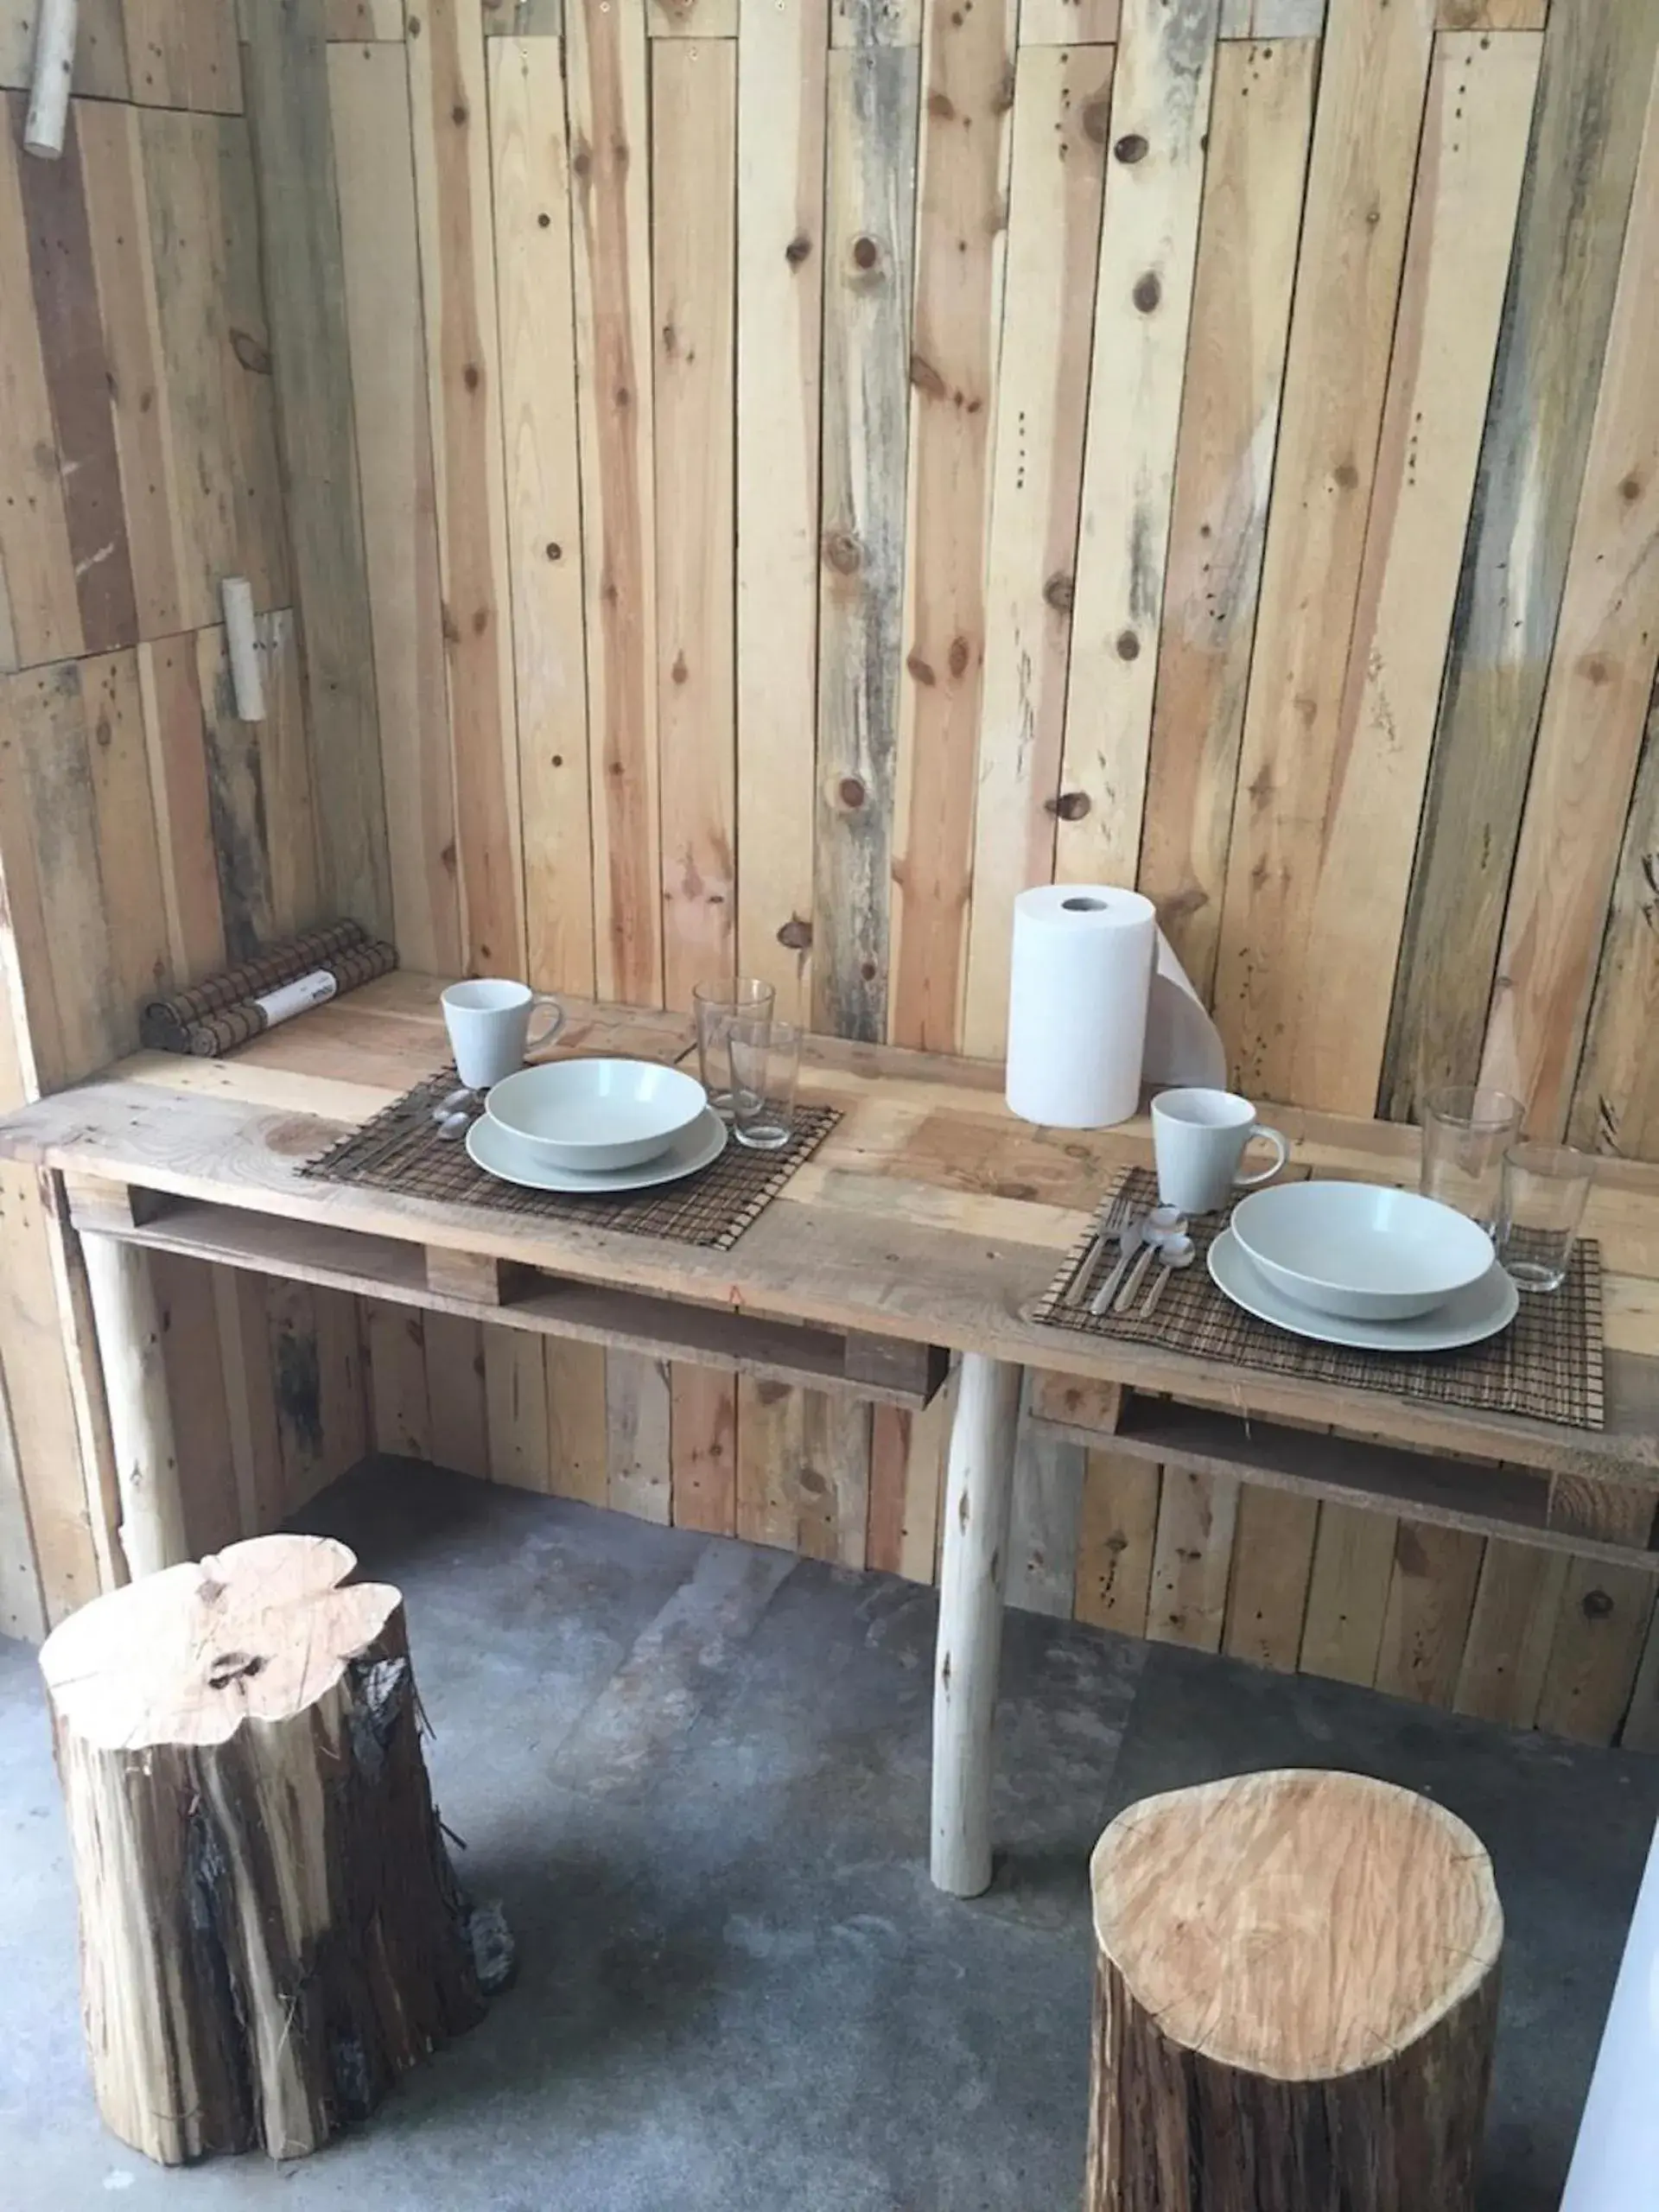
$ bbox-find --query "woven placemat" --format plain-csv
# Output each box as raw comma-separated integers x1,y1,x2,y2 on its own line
1033,1168,1604,1431
302,1067,839,1250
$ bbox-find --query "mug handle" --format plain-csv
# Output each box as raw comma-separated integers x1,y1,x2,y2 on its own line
1234,1123,1288,1189
526,995,565,1057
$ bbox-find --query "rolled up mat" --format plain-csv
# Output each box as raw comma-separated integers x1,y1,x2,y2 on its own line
141,920,370,1050
176,939,399,1057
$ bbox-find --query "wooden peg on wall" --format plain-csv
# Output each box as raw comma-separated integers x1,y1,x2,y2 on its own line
220,577,267,722
23,0,77,160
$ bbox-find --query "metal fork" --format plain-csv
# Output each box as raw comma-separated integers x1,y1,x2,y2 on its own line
1061,1185,1135,1308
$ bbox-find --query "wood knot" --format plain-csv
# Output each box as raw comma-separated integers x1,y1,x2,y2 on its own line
927,90,957,121
906,652,938,686
839,776,867,810
1115,630,1141,662
545,542,562,562
671,651,689,685
910,353,948,402
852,234,880,272
1132,271,1161,314
1582,1587,1616,1621
1333,459,1359,491
230,327,270,374
776,916,812,951
1113,131,1147,162
1042,570,1074,614
1046,790,1090,821
451,101,468,128
537,211,551,230
463,362,480,391
1619,473,1643,504
948,634,969,678
207,1650,265,1691
821,530,861,575
785,232,811,267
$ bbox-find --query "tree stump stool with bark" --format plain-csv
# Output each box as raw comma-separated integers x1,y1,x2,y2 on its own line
1085,1768,1503,2212
39,1533,504,2164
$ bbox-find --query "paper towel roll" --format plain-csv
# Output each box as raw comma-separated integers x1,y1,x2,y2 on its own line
1005,886,1157,1128
1145,928,1228,1089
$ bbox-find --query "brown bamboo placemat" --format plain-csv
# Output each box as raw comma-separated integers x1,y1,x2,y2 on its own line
302,1067,839,1250
1033,1168,1604,1431
141,922,397,1056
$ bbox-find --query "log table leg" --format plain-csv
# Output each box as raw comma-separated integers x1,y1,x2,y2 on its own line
79,1231,188,1579
931,1354,1023,1897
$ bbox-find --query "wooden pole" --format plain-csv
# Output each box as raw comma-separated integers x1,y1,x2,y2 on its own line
931,1353,1022,1896
220,576,267,721
79,1232,188,1579
23,0,76,160
40,1534,496,2162
1085,1770,1503,2210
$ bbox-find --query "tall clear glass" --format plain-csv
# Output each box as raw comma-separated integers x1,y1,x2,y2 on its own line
729,1015,800,1151
1497,1141,1592,1292
1418,1085,1522,1232
693,978,774,1122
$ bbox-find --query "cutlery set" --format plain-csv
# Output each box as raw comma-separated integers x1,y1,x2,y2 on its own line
1063,1198,1192,1320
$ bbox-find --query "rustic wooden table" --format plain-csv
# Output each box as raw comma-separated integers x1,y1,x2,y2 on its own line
2,973,1656,1894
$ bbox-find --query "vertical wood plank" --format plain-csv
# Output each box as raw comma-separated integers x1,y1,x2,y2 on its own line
736,1372,796,1548
488,33,594,997
1019,0,1119,41
483,1322,550,1490
866,1370,951,1579
409,0,524,973
1211,0,1436,1099
141,111,289,632
1534,1557,1656,1745
1298,1500,1398,1686
607,1349,672,1523
735,0,827,1014
1052,0,1219,893
652,36,737,1011
887,0,1015,1052
1373,1520,1484,1707
960,43,1112,1059
568,0,663,1005
1146,1465,1237,1652
196,618,322,961
1073,1449,1160,1637
1453,1537,1569,1728
365,1299,432,1459
543,1335,607,1504
314,1285,369,1489
423,1310,490,1479
328,0,407,32
0,0,130,98
331,37,463,977
1222,1483,1318,1673
1570,684,1659,1160
812,41,918,1041
1254,30,1539,1112
831,0,920,45
213,1264,286,1536
0,102,82,665
267,1279,327,1509
1136,38,1314,998
649,0,735,35
124,0,243,112
0,1357,45,1641
1007,1420,1087,1618
1382,0,1659,1119
1621,1602,1659,1754
77,99,188,645
149,1251,238,1555
1437,2,1547,29
17,101,139,657
671,1363,736,1536
799,1390,872,1567
1480,63,1659,1132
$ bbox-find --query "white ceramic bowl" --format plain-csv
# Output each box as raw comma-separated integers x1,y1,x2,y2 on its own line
486,1058,707,1172
1229,1180,1494,1322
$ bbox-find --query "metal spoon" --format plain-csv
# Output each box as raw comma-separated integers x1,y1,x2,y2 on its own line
1095,1207,1186,1317
1089,1213,1149,1315
1139,1233,1196,1319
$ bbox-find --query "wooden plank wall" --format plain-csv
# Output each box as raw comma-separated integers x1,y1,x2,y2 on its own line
0,1,378,1630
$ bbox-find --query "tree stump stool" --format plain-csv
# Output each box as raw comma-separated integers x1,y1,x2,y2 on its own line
1085,1769,1503,2212
39,1533,501,2164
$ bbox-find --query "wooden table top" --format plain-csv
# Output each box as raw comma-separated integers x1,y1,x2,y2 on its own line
3,973,1657,1483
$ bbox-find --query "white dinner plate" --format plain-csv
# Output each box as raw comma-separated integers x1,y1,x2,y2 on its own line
467,1104,728,1193
1208,1227,1518,1354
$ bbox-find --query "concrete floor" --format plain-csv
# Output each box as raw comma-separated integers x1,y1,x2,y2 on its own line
2,1459,1655,2210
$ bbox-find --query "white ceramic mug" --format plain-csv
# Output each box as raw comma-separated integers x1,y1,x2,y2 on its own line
1152,1087,1288,1215
441,979,563,1091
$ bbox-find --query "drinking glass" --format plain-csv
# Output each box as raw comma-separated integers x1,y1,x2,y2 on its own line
1418,1084,1522,1232
729,1015,800,1151
1496,1141,1592,1292
693,977,774,1122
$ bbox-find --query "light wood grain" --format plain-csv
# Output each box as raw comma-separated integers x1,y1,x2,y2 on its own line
649,0,734,32
1213,0,1436,1102
568,0,662,1006
1299,1499,1397,1687
424,1309,489,1479
670,1362,736,1535
1054,0,1219,893
962,43,1111,1058
409,0,524,975
652,37,736,1012
1222,1481,1317,1673
1374,1519,1484,1707
1382,0,1659,1119
736,0,827,1016
813,42,918,1042
0,0,127,98
327,0,405,32
1572,688,1659,1160
831,0,920,44
887,0,1015,1052
1137,36,1313,998
1074,1448,1159,1637
1147,1465,1236,1652
487,33,594,998
483,1322,549,1491
124,0,240,112
1453,1537,1568,1728
1534,1555,1656,1745
1020,0,1118,41
331,38,461,977
607,1349,671,1523
366,1298,431,1459
1007,1382,1086,1617
543,1335,607,1504
1480,60,1659,1133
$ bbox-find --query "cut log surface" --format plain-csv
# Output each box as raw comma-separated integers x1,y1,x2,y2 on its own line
40,1533,492,2164
1086,1768,1503,2212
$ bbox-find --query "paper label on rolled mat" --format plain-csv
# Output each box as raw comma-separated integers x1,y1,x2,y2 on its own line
253,969,338,1026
